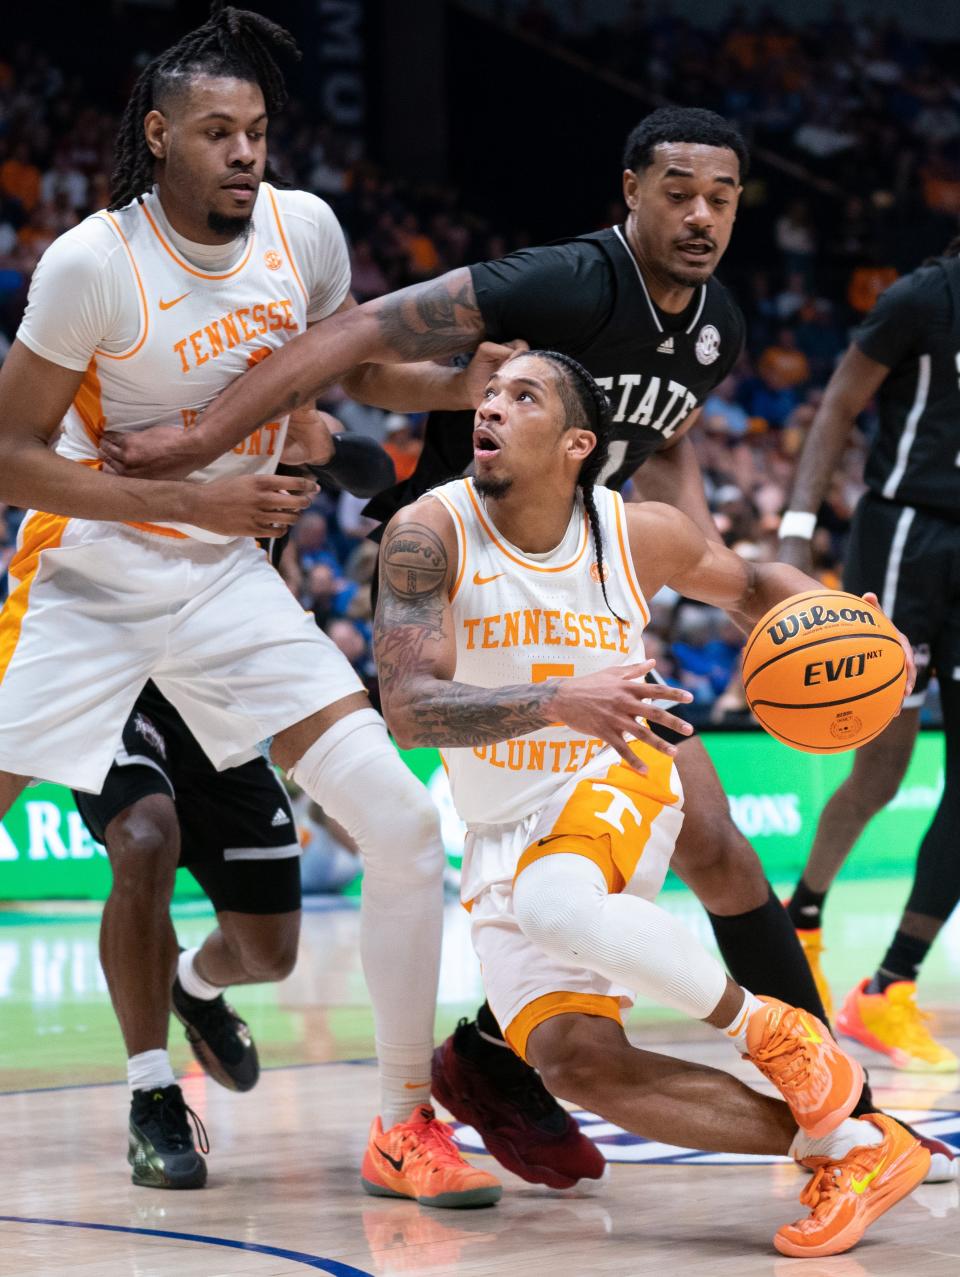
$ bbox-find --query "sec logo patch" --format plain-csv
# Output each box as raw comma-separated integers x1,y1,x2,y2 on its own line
264,249,283,271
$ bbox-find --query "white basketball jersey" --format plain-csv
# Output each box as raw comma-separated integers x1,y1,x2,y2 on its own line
429,478,651,825
54,184,309,542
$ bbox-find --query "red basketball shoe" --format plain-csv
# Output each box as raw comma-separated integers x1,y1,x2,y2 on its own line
431,1020,606,1190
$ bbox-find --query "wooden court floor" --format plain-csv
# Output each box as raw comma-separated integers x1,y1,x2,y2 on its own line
1,885,958,1276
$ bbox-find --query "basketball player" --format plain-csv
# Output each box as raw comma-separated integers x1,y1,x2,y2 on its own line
73,680,298,1188
374,349,929,1258
780,241,960,1075
0,5,499,1206
110,106,889,1186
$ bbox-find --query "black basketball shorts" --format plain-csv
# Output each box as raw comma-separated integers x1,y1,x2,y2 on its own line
74,684,302,915
844,492,960,709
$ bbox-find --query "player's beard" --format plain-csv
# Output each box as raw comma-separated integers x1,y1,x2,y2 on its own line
207,209,254,239
666,263,712,288
474,475,513,500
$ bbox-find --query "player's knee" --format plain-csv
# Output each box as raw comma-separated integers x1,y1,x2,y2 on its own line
359,778,444,890
237,932,299,983
106,803,179,898
514,871,593,962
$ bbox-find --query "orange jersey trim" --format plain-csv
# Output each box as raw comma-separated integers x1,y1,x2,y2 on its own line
612,494,650,624
97,213,149,361
265,184,308,307
139,201,255,281
0,512,70,684
429,490,468,601
465,480,589,573
73,359,106,446
125,521,188,539
505,991,623,1061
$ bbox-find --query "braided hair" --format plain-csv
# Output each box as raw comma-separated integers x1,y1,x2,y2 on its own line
109,1,300,210
524,350,624,622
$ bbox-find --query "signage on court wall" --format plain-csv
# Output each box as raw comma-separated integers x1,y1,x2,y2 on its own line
0,733,946,900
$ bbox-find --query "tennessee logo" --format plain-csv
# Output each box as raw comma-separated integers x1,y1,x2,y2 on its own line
159,291,190,311
264,249,283,270
590,562,609,583
473,570,504,586
851,1156,885,1195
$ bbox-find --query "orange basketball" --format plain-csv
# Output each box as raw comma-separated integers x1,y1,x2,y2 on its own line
742,590,907,754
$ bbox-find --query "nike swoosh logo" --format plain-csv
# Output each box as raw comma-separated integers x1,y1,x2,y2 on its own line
537,835,567,846
725,1007,750,1039
473,570,504,586
797,1014,823,1045
851,1156,885,1194
159,291,191,310
375,1143,404,1173
404,1081,431,1090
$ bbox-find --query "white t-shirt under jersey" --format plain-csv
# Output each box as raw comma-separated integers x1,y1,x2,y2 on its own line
18,184,350,370
15,184,350,542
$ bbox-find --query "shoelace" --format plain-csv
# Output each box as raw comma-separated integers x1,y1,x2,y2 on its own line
753,1010,815,1091
799,1148,878,1216
151,1091,211,1156
401,1114,471,1173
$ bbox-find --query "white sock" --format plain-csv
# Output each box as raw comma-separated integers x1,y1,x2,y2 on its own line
513,853,728,1019
718,989,764,1055
128,1048,176,1093
287,709,445,1131
177,947,223,1001
791,1116,884,1164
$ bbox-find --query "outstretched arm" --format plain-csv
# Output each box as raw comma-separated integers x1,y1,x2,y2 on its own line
376,503,694,768
778,345,888,570
136,270,487,477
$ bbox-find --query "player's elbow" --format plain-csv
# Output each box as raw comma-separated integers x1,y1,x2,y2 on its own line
380,694,415,749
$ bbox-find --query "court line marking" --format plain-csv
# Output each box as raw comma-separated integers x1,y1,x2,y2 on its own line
0,1216,374,1276
0,1057,377,1098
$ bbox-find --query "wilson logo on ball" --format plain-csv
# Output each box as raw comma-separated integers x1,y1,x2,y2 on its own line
767,604,876,646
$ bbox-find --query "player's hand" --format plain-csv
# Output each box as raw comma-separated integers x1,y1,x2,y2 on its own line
101,424,202,480
463,339,530,405
777,537,815,574
184,474,318,538
280,406,338,466
861,591,916,706
548,659,694,772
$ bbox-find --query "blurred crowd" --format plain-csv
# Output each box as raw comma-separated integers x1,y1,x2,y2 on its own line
1,6,954,727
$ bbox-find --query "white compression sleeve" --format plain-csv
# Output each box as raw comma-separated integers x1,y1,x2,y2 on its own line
288,709,445,1129
513,853,728,1020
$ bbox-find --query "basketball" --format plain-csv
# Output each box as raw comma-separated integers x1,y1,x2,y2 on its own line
742,591,907,753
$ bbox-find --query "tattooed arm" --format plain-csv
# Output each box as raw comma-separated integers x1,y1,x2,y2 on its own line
376,501,696,767
375,501,561,749
104,270,488,480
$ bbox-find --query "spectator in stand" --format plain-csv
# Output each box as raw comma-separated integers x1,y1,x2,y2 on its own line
758,327,811,392
39,150,88,211
0,140,41,216
303,563,356,630
775,200,817,283
350,239,388,303
847,261,898,314
293,511,339,574
381,414,423,483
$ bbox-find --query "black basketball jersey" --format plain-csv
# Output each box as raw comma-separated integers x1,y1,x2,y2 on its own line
856,256,960,517
363,226,744,527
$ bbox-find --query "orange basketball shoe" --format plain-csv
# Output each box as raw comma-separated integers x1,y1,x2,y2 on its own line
836,979,959,1072
774,1113,930,1257
361,1104,502,1209
746,997,863,1138
795,927,834,1022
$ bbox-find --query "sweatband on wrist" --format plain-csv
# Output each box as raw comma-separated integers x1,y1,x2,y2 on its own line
308,433,396,498
778,510,817,540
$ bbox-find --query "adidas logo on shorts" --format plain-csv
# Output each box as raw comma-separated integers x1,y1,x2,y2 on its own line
271,807,291,827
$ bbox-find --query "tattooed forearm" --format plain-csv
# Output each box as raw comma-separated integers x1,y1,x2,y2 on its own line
375,519,560,747
373,269,485,361
404,682,557,747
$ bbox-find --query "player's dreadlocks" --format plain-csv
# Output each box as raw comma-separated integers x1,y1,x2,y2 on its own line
526,350,625,623
109,1,300,210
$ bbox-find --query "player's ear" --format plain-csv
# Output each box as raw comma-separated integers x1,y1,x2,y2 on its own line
568,429,596,464
622,168,640,210
144,110,169,161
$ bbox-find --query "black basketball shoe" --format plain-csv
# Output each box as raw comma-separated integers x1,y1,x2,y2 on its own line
171,976,260,1092
128,1084,208,1189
